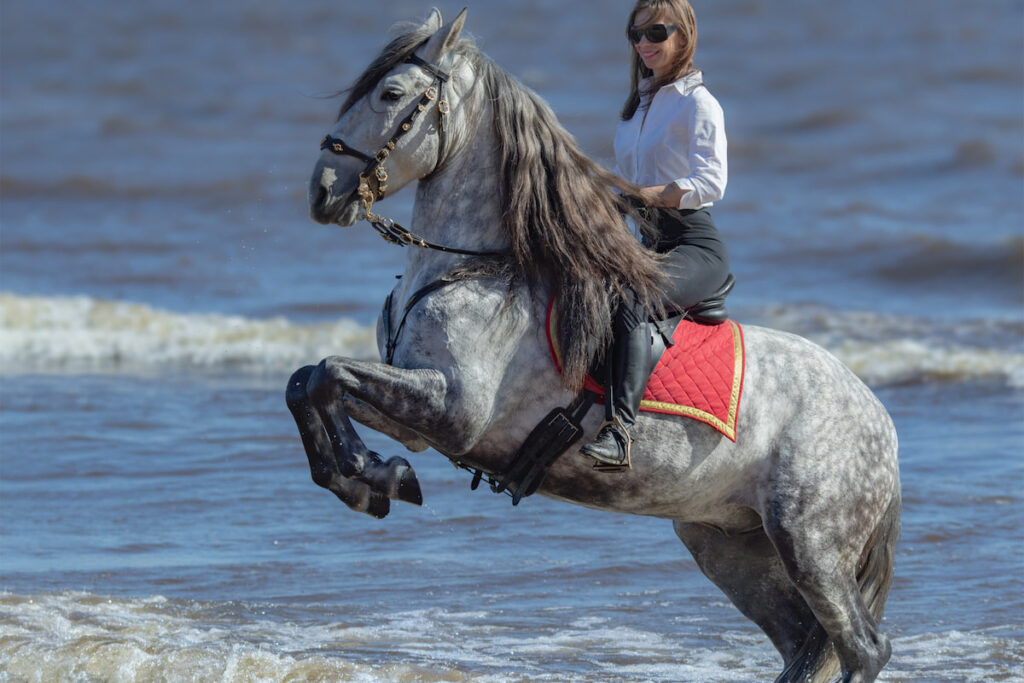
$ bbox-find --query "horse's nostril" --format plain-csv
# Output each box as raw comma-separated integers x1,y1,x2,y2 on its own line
309,185,333,224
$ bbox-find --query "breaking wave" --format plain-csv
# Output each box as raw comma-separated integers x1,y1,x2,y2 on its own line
1,293,1021,387
0,293,378,373
758,303,1024,388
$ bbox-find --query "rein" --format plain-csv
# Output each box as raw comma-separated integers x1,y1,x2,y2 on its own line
320,53,509,259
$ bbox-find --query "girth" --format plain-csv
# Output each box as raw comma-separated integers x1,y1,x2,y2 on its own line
457,390,598,506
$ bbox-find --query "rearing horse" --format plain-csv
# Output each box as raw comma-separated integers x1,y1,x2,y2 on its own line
288,10,900,682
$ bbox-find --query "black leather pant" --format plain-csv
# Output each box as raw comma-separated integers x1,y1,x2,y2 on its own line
646,207,731,315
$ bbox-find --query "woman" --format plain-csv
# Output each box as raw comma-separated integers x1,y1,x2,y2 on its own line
581,0,732,470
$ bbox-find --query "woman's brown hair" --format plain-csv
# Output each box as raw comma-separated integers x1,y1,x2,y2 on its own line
620,0,699,121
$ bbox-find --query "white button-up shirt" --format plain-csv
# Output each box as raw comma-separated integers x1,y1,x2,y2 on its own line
614,71,728,210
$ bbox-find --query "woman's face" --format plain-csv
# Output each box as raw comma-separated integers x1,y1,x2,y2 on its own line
632,8,684,80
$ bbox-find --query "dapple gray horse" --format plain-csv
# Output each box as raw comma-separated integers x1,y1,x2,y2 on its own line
287,10,900,682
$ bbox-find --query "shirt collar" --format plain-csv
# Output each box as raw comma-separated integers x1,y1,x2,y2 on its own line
670,70,704,95
640,69,704,98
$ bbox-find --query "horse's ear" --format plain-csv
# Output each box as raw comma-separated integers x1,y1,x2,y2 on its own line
420,7,467,64
422,7,443,33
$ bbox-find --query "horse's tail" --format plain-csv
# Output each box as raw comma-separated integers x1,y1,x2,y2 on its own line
858,490,901,622
778,490,902,683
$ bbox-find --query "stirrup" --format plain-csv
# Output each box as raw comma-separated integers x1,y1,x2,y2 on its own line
588,417,633,473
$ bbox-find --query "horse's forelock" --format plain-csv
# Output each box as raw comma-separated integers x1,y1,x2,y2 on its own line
336,28,434,119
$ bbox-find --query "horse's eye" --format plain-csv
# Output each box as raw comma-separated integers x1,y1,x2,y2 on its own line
381,89,404,102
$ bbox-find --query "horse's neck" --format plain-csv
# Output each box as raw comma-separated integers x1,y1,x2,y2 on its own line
399,113,552,346
393,100,572,427
404,120,506,276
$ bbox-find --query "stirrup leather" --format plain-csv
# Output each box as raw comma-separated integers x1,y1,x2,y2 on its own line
589,417,633,473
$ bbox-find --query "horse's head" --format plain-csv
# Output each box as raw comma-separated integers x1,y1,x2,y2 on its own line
309,9,467,226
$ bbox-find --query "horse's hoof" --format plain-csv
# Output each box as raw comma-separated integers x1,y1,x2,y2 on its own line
388,457,423,506
329,475,391,519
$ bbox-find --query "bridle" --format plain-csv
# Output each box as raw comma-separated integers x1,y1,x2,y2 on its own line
319,52,508,259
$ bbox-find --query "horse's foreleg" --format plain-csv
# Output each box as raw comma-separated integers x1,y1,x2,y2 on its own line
286,365,391,518
316,396,424,507
310,356,455,441
342,395,432,453
303,357,453,507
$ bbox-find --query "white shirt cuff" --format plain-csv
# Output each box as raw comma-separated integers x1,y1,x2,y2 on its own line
673,178,699,209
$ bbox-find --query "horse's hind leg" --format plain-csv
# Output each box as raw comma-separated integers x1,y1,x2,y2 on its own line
672,521,826,674
763,496,894,683
286,365,391,518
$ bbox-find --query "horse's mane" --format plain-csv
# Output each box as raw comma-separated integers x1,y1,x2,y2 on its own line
340,26,666,389
474,56,666,389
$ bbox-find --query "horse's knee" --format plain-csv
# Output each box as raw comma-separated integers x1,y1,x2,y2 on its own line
286,365,315,406
305,357,347,404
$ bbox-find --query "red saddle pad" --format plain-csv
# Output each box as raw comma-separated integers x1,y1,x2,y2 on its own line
546,301,745,441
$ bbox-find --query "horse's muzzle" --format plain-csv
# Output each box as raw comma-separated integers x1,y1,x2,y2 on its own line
308,161,360,226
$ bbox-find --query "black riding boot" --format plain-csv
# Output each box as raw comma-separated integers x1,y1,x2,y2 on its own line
579,297,652,470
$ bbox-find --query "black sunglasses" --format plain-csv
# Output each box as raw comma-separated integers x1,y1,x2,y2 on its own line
628,23,679,45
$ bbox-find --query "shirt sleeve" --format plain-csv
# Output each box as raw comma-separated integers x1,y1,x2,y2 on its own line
672,94,727,210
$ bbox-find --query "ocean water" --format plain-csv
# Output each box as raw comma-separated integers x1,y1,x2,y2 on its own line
1,1,1022,681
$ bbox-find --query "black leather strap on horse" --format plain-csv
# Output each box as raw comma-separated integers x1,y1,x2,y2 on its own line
319,81,440,202
456,390,599,506
406,53,451,163
318,136,375,164
382,276,460,365
319,52,453,199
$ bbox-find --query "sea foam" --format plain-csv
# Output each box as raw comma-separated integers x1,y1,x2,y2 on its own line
2,591,1021,682
0,293,378,373
2,293,1021,387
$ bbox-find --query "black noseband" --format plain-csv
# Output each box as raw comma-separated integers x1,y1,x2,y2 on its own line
319,136,375,164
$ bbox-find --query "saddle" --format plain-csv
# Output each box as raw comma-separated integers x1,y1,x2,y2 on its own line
628,272,734,374
577,273,742,438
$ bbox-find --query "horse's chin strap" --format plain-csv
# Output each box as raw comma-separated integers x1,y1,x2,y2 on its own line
319,52,507,258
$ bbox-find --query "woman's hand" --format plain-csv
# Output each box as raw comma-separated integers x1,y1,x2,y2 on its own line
638,183,688,208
